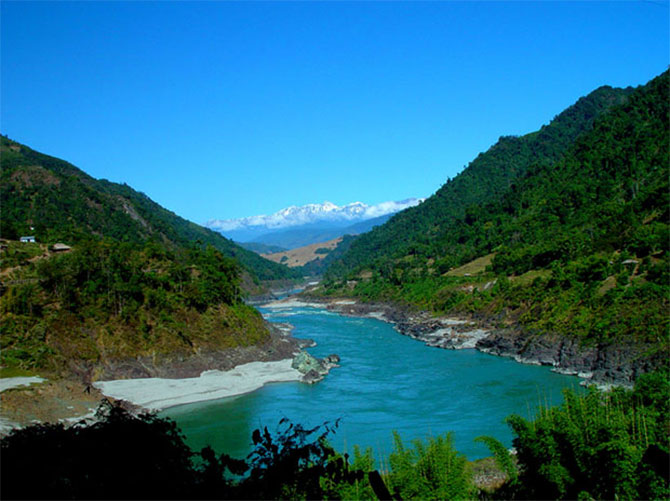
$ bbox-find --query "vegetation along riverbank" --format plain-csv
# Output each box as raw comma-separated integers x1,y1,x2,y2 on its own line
2,367,668,499
0,61,667,500
0,135,307,429
312,70,669,388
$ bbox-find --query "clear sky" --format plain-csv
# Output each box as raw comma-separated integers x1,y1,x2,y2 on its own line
2,1,668,224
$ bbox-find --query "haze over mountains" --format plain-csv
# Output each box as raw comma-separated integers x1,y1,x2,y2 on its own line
206,199,423,249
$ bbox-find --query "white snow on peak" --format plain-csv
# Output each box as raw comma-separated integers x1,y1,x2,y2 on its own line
206,198,424,232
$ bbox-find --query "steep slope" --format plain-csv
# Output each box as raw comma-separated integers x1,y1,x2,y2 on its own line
319,71,669,380
327,84,633,276
0,137,299,282
0,139,302,381
300,235,357,277
0,238,299,380
237,242,287,254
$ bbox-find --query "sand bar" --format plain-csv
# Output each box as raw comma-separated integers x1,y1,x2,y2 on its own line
262,298,326,309
93,359,302,411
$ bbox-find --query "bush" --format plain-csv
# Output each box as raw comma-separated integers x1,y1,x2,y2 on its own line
495,384,670,500
1,403,196,500
387,431,475,500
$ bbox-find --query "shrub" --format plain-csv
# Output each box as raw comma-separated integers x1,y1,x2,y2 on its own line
387,431,475,500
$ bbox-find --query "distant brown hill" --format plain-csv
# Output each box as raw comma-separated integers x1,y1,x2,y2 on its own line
263,237,343,268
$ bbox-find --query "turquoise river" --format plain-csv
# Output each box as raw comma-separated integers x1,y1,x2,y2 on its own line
161,301,582,460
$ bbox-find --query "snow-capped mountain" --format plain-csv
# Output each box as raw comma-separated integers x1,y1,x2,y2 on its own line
206,198,423,233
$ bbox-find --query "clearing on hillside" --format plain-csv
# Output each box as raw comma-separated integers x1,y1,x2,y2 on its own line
263,237,343,268
445,253,495,277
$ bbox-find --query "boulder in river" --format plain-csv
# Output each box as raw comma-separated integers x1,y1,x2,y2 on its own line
301,369,324,384
291,350,340,384
323,354,340,366
292,351,327,375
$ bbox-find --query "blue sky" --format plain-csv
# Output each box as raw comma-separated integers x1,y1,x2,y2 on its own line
2,1,668,224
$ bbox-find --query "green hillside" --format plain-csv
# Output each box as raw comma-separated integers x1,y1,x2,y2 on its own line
326,84,633,277
0,238,269,375
0,138,300,376
0,137,300,282
321,71,669,348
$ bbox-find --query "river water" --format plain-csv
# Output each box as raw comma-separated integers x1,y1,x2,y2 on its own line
161,301,580,460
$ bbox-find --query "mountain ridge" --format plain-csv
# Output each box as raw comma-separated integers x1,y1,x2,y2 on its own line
206,198,423,241
0,136,299,283
243,213,393,250
316,70,669,379
325,83,636,276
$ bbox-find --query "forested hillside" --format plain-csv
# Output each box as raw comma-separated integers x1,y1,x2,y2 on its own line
321,71,668,351
1,240,270,376
326,84,633,276
0,138,301,377
0,137,299,282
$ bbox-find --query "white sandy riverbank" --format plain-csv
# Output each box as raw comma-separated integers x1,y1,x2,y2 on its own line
263,298,326,309
93,359,302,411
0,377,45,392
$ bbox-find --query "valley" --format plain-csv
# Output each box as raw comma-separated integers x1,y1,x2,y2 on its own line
1,59,668,499
162,298,584,461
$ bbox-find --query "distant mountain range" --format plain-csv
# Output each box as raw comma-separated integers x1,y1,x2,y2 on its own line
243,214,396,250
206,199,423,249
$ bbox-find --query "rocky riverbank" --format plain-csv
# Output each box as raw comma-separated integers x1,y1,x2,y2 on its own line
72,323,312,382
1,319,337,434
297,296,658,387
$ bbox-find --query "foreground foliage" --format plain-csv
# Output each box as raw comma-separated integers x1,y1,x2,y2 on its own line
388,431,475,500
2,370,667,500
482,370,670,500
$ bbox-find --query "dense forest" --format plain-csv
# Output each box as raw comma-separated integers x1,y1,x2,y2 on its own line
2,368,667,500
0,138,302,376
325,83,633,277
0,136,300,283
1,239,269,375
320,71,669,353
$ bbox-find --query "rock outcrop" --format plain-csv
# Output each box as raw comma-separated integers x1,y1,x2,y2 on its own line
291,351,340,384
476,328,664,387
312,297,663,387
76,323,307,382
